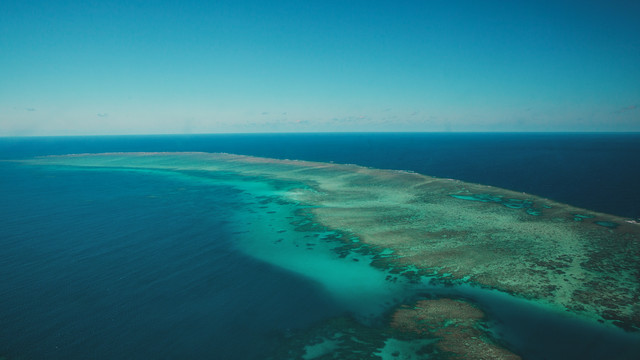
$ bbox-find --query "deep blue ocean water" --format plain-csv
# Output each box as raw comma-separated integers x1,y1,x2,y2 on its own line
0,161,344,359
1,133,638,218
1,133,639,359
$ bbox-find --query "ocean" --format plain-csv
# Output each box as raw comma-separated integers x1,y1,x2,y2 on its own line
2,133,638,218
1,133,639,359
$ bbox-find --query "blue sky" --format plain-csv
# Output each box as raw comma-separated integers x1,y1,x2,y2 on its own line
1,0,639,135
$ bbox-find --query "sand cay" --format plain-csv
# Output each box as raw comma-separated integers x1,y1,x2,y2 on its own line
25,152,640,358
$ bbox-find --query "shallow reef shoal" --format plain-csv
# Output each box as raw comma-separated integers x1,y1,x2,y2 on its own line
23,152,640,357
268,297,520,360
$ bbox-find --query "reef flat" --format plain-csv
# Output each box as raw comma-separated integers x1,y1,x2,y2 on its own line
268,297,520,360
24,152,640,357
390,298,520,359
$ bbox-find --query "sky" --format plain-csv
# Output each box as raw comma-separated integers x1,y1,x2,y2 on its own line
1,0,639,135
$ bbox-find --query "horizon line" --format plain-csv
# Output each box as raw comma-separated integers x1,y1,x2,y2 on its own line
2,130,640,138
